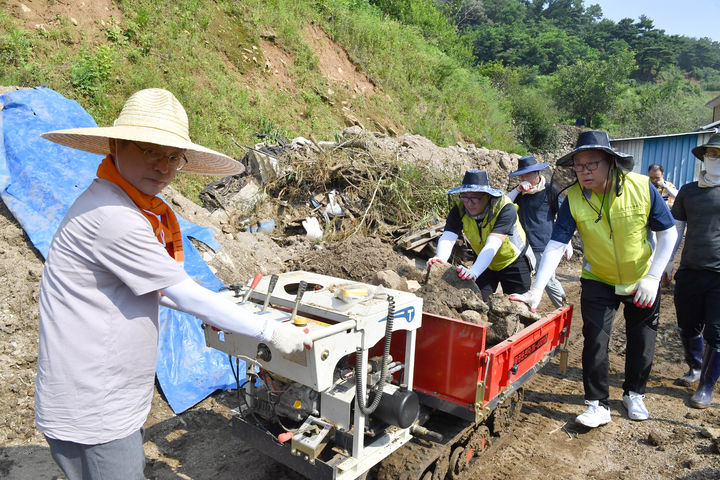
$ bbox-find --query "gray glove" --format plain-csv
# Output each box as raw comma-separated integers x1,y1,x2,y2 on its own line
270,322,308,354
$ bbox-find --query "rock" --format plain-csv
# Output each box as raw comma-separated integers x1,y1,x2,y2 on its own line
460,310,489,325
647,430,665,446
700,426,720,439
488,292,540,325
371,270,408,291
406,280,421,292
486,314,521,347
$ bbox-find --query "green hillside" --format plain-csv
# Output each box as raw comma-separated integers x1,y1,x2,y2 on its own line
3,0,720,202
0,0,523,198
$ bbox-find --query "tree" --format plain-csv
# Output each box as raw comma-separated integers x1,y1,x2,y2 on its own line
610,67,708,137
550,49,636,127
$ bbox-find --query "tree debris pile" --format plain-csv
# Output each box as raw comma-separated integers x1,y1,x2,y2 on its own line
200,126,544,245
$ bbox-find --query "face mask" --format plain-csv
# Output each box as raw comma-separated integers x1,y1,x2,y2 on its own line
703,156,720,186
705,156,720,175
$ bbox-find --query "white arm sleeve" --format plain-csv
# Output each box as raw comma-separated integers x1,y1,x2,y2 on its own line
470,235,503,276
507,188,519,202
435,230,458,262
667,220,686,263
533,240,566,291
160,278,274,341
648,225,678,278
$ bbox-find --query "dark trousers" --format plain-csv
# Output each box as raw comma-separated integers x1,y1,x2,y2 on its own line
580,278,660,406
476,254,531,300
674,269,720,349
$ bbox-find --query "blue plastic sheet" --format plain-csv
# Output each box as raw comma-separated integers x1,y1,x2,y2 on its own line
0,87,241,413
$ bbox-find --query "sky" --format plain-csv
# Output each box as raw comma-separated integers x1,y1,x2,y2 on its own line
590,0,720,42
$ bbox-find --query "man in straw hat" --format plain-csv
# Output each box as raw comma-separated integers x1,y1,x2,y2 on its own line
510,130,677,427
426,169,534,299
664,133,720,408
506,154,570,308
36,88,308,479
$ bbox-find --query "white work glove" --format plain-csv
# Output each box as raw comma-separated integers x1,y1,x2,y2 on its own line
426,257,445,271
518,181,533,192
633,274,660,308
457,264,481,281
564,242,573,261
509,288,543,313
270,322,309,354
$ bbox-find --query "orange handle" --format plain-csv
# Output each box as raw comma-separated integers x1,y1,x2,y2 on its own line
277,431,294,443
250,273,263,289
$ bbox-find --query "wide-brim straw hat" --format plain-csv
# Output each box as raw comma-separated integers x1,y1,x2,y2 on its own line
447,169,503,197
556,130,633,171
691,132,720,160
41,88,243,176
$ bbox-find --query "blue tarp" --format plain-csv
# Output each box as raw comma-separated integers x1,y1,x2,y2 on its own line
0,87,242,413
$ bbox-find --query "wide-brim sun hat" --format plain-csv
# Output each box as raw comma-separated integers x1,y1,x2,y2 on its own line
556,130,633,171
447,169,503,197
508,154,549,177
691,132,720,161
41,88,243,176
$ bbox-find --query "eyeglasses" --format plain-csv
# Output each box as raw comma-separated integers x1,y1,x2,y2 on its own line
460,196,483,205
572,161,601,173
705,153,720,160
129,141,188,171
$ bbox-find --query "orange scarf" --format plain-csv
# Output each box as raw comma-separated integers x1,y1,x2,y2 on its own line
97,156,184,263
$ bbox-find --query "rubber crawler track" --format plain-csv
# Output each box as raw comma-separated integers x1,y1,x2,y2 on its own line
374,336,584,480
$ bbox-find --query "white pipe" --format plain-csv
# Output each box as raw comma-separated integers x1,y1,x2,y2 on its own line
307,319,357,342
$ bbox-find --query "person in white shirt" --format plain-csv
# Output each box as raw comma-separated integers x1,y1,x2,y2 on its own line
36,89,308,480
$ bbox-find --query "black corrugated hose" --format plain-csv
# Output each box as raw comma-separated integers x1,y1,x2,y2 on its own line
355,295,395,416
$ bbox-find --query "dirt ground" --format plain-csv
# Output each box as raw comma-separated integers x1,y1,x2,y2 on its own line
1,187,719,479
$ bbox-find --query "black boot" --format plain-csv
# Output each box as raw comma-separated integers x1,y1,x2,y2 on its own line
690,347,720,409
678,335,703,386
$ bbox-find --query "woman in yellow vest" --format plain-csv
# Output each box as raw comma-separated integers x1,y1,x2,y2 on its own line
426,169,534,300
511,131,677,428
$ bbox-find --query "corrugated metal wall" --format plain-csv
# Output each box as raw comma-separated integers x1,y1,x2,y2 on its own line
611,139,644,174
641,135,699,187
611,133,713,187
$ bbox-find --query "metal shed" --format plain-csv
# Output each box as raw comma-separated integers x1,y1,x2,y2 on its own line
610,129,717,188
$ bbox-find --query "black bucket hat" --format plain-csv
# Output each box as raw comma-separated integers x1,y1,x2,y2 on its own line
447,170,503,197
691,133,720,160
556,130,633,171
508,154,549,177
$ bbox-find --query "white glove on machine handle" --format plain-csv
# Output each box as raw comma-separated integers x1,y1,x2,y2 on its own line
161,278,310,354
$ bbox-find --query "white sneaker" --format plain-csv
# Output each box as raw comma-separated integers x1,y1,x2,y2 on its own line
575,400,612,428
622,392,649,421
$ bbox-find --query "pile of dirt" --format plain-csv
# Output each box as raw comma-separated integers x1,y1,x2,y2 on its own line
0,201,44,446
288,235,410,282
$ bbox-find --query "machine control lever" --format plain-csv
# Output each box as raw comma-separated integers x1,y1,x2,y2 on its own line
262,274,280,313
243,273,263,302
290,280,308,325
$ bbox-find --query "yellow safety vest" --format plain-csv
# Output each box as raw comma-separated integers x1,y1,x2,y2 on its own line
567,171,652,285
457,195,527,271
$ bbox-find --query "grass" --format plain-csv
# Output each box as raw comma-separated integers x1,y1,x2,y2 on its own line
0,0,521,203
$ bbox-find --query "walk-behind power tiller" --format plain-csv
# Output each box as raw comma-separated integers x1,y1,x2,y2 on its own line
203,271,573,480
